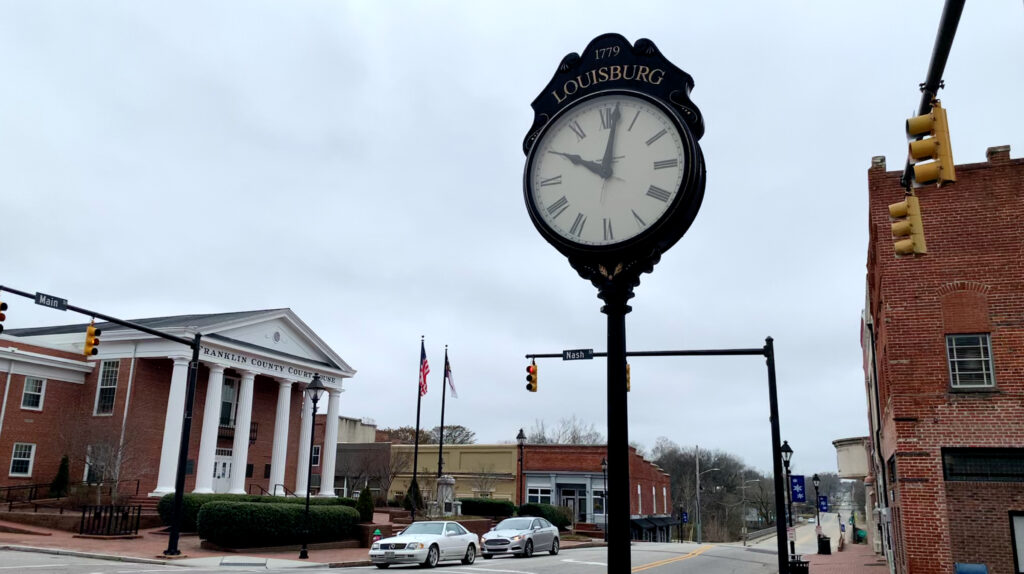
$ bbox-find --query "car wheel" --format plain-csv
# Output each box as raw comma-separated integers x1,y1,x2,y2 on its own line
482,554,493,560
375,565,390,569
550,537,560,555
462,544,476,565
420,545,439,568
522,539,534,558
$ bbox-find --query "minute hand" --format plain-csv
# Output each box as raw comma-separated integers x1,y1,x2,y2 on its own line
548,150,604,177
600,103,621,178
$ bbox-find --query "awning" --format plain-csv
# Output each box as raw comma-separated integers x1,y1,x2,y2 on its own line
630,518,655,530
650,516,678,527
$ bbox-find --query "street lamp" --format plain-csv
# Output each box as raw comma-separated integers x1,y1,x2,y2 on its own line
600,457,608,542
516,429,527,507
780,440,795,560
740,478,760,546
298,374,326,560
696,466,719,544
812,473,821,529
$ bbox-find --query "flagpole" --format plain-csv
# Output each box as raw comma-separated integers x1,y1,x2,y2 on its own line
437,346,448,479
412,336,425,522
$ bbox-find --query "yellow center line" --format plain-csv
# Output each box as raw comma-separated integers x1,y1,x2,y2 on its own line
631,545,713,572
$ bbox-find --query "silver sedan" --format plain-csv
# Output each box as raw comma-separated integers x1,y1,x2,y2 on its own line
481,516,560,559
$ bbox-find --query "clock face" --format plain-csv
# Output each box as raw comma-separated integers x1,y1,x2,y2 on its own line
527,92,687,248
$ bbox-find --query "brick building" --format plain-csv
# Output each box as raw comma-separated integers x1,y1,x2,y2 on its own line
1,309,354,499
862,145,1024,573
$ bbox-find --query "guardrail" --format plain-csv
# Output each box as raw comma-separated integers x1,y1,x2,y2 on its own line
745,526,778,545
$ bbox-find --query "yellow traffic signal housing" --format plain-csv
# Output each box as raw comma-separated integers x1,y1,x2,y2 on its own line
525,362,538,392
83,322,102,356
889,194,927,255
626,363,631,392
907,100,956,186
0,300,7,334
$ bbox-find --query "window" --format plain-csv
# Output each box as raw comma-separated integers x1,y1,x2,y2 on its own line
947,334,995,388
264,464,271,479
10,443,35,477
446,523,464,535
21,377,45,410
663,486,667,514
593,490,605,514
220,377,238,426
312,445,321,466
93,360,119,415
527,487,551,504
943,448,1024,482
1011,512,1024,573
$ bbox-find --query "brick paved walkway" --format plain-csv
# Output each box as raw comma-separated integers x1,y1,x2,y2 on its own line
805,541,889,573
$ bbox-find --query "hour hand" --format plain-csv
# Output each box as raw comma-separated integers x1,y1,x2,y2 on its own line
548,150,604,177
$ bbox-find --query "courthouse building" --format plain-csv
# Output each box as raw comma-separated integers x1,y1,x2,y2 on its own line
0,309,354,498
862,146,1024,573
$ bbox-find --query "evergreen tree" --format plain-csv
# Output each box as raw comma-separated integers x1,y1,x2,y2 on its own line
403,478,424,511
49,455,70,498
357,487,374,522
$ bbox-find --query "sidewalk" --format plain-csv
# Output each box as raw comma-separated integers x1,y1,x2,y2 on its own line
0,514,602,569
805,541,888,573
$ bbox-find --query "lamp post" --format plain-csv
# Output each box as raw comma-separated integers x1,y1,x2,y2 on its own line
780,440,795,561
812,473,821,532
600,457,608,542
696,466,719,544
678,503,684,544
740,478,760,546
298,374,326,560
516,429,527,507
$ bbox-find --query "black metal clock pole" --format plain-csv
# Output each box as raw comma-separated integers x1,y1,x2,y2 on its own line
599,275,636,572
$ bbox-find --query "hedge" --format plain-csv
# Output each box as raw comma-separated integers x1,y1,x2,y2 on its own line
158,493,356,532
197,501,360,548
457,498,516,517
518,502,572,529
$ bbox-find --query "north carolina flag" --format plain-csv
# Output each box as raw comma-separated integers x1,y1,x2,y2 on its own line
444,355,457,399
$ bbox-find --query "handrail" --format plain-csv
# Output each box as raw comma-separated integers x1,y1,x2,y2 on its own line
1,479,141,504
274,483,297,497
248,483,269,496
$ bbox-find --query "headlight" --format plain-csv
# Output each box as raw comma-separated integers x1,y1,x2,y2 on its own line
511,535,523,541
409,542,424,549
371,543,379,550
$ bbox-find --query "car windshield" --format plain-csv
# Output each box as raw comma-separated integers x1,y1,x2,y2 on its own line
496,518,534,530
401,522,444,535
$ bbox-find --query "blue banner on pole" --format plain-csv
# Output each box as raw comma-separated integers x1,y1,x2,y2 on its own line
681,511,688,523
818,495,829,512
790,475,806,502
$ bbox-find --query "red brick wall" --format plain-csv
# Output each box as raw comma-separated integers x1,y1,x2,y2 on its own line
865,147,1024,573
946,482,1024,573
523,445,672,515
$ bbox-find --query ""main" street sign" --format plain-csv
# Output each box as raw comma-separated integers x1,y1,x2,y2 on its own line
34,292,67,311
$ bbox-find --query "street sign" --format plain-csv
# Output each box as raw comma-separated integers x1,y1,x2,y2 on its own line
562,348,594,360
787,526,795,541
818,495,829,512
790,475,807,503
681,511,688,523
34,292,67,311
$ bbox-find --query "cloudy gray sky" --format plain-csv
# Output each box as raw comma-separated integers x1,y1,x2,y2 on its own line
2,1,1021,476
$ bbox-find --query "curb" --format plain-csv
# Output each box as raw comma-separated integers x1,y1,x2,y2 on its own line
0,544,173,566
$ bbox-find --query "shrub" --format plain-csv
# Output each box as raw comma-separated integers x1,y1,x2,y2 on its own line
518,503,571,529
49,455,70,498
457,498,515,518
357,488,374,522
198,501,359,548
158,493,356,532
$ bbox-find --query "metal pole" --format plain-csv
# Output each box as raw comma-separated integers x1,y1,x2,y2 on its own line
765,337,789,573
601,285,631,572
696,445,702,544
518,442,524,506
602,465,608,542
299,395,319,559
786,466,795,558
164,333,202,556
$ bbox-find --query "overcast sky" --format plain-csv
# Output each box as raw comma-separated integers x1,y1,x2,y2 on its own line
2,1,1021,477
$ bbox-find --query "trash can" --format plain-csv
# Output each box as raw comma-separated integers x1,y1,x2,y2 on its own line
789,558,810,574
817,534,832,555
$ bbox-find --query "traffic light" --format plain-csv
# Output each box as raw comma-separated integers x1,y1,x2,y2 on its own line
525,361,538,392
83,322,102,357
626,363,631,392
907,100,956,186
0,300,6,334
889,194,926,255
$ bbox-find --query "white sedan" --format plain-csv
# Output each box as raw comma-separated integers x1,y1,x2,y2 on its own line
368,520,479,569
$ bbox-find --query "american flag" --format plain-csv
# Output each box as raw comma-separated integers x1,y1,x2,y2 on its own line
419,340,430,397
444,354,457,399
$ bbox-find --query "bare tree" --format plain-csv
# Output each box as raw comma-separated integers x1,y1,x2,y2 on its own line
529,416,604,445
470,465,500,497
429,424,476,445
57,423,143,505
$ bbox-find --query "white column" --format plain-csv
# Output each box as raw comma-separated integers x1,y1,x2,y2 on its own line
228,370,256,494
269,379,294,495
151,356,191,496
193,364,226,493
317,388,341,497
294,393,313,496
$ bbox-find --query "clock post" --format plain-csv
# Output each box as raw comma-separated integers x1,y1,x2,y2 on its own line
522,34,705,571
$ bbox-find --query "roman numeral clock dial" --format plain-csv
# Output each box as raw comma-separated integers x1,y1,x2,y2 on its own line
527,92,686,249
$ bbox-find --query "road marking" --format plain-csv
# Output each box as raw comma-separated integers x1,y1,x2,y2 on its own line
631,545,712,572
562,558,607,566
437,567,538,573
0,567,74,570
